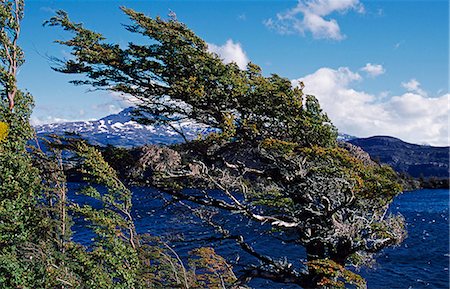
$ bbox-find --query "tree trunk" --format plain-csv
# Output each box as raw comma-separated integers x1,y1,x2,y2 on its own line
329,239,352,266
303,242,326,289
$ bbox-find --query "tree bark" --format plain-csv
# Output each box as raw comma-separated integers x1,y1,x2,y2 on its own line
304,242,326,289
329,239,352,266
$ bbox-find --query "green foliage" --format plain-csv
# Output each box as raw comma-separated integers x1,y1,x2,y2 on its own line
261,138,299,154
45,7,337,148
101,145,137,178
40,140,238,289
188,247,237,288
0,2,237,288
0,2,50,285
70,141,141,288
307,259,366,289
300,145,402,202
0,97,48,289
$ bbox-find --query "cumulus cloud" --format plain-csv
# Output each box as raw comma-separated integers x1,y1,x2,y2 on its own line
360,63,385,77
264,0,364,40
207,39,249,69
401,78,427,96
292,67,449,146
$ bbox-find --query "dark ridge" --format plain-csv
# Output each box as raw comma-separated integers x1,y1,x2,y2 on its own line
349,136,449,179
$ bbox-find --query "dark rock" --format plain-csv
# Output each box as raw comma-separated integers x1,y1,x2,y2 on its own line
349,136,449,189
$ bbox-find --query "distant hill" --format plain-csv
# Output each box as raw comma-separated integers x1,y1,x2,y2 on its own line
349,136,449,179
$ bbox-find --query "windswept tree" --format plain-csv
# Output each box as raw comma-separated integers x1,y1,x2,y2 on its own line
0,1,237,287
47,8,406,288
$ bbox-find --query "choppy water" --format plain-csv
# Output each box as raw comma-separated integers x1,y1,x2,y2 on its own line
69,184,449,289
361,189,449,289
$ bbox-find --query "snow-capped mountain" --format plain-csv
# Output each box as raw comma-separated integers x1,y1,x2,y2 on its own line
337,133,357,141
34,107,214,147
35,107,357,148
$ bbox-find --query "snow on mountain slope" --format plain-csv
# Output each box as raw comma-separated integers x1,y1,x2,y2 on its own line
34,107,215,147
337,133,357,141
35,107,356,147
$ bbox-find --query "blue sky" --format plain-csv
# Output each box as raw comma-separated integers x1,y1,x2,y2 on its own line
19,0,448,145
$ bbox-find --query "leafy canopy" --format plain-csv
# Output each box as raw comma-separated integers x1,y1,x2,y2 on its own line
45,8,337,147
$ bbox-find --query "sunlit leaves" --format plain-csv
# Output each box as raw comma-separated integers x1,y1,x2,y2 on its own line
0,121,8,142
307,259,367,289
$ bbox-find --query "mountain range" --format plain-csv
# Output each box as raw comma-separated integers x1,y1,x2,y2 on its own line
349,136,449,179
35,108,449,182
35,107,215,147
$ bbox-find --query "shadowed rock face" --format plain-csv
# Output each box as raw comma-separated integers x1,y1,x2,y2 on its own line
349,136,449,178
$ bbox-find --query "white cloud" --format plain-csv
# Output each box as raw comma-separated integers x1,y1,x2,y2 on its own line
107,91,141,107
292,67,449,146
401,79,420,91
207,39,249,70
264,0,364,40
31,92,132,126
91,102,123,115
237,13,246,21
394,41,403,50
30,116,72,126
30,109,99,126
361,63,385,77
401,78,427,96
40,6,57,14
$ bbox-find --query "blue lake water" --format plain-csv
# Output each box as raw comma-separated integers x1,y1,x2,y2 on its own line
69,185,449,289
361,189,449,289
